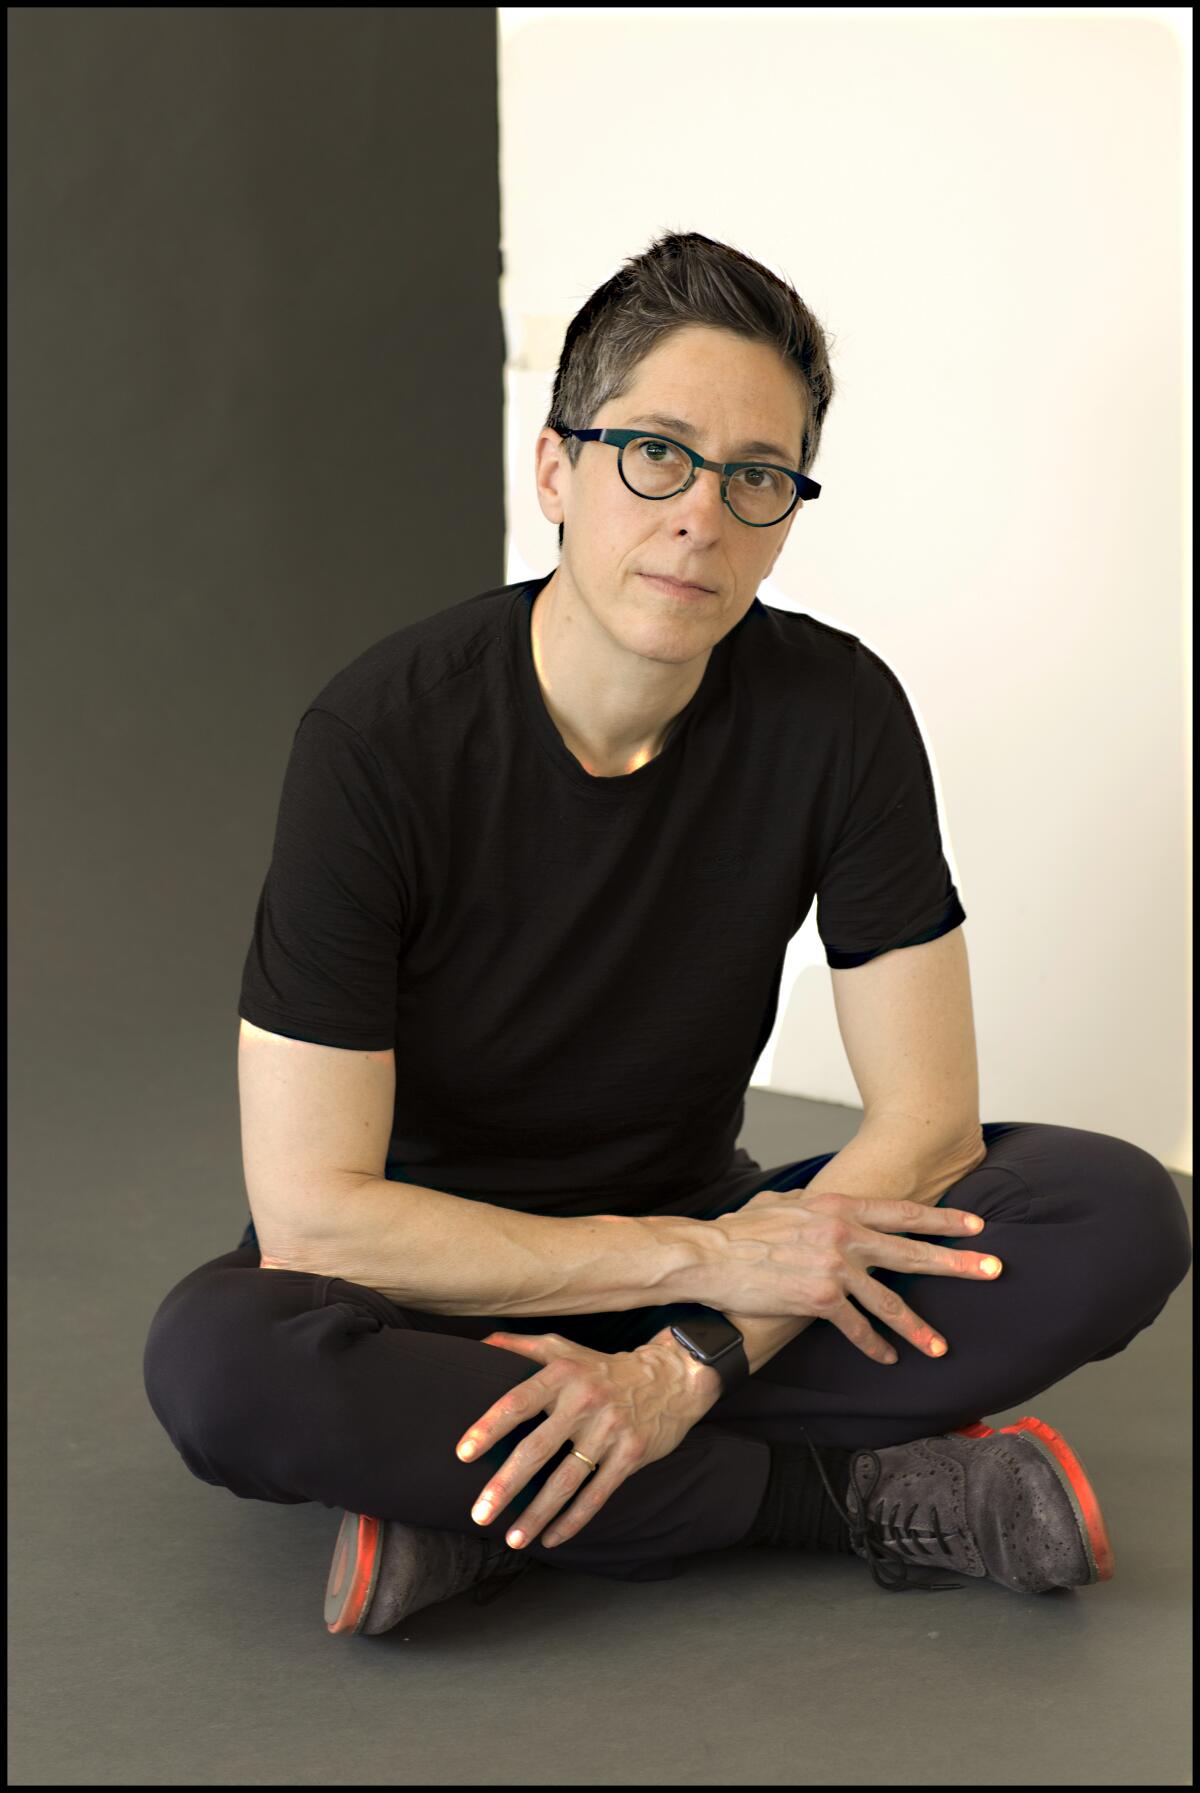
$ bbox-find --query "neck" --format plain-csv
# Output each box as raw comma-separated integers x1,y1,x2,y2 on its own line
530,570,706,778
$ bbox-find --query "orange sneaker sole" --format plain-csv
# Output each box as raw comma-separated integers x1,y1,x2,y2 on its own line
325,1511,384,1635
950,1415,1115,1582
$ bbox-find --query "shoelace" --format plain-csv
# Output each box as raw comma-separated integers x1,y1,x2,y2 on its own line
800,1427,966,1594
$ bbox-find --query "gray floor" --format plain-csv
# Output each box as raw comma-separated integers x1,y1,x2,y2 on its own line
8,1080,1192,1786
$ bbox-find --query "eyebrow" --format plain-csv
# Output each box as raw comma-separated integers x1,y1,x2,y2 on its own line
625,413,796,466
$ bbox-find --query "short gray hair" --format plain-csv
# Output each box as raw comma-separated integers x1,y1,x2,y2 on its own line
544,229,837,551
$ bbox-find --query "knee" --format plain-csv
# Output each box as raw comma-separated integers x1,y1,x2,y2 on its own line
1086,1131,1192,1298
142,1257,275,1482
1146,1161,1193,1295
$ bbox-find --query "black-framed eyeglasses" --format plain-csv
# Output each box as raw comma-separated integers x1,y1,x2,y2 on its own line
553,425,820,527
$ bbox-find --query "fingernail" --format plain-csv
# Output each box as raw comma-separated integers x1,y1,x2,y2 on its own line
980,1257,1002,1276
930,1337,948,1355
506,1528,525,1548
471,1500,492,1523
458,1441,476,1459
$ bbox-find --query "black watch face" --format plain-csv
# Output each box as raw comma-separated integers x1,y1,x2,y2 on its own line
675,1313,739,1360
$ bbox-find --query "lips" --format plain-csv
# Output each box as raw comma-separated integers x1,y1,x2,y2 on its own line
641,573,712,594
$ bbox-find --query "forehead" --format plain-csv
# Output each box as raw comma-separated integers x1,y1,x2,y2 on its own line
620,328,804,463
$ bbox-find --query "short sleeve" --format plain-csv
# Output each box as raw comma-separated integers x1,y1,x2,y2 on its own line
817,644,966,969
237,707,407,1049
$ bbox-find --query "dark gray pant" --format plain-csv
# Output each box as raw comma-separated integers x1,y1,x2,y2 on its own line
142,1122,1191,1583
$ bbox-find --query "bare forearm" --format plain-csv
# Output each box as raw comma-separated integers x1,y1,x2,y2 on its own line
711,1117,988,1379
274,1172,717,1319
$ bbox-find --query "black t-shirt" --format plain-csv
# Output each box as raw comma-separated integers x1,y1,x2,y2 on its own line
237,571,965,1221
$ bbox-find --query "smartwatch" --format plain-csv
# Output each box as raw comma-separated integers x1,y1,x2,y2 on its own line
669,1306,750,1396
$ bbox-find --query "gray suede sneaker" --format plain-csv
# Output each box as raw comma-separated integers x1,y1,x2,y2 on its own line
324,1510,538,1635
801,1415,1117,1595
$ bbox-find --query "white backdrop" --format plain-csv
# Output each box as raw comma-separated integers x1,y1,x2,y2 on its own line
498,6,1192,1174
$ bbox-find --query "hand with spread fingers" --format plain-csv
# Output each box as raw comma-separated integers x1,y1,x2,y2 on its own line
456,1327,721,1553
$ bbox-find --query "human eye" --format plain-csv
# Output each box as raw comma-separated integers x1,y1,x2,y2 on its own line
740,464,785,489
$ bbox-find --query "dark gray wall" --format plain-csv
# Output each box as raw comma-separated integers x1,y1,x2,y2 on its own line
8,9,504,1256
